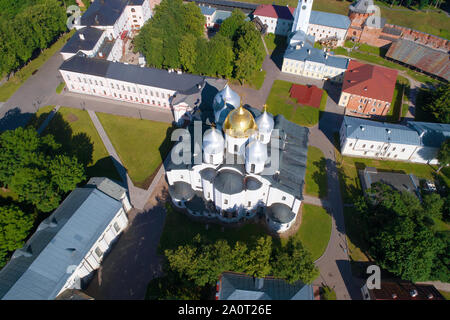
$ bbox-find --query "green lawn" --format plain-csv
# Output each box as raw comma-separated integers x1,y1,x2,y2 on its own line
264,33,287,54
386,83,404,122
27,105,56,130
42,107,121,182
248,69,266,90
305,146,328,198
439,290,450,300
282,204,331,261
0,30,75,102
96,113,173,188
158,204,267,254
56,82,65,94
266,80,326,127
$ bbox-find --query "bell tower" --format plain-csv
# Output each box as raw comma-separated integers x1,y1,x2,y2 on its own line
291,0,313,34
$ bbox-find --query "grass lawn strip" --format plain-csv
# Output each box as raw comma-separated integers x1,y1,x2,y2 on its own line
96,112,172,188
305,146,328,198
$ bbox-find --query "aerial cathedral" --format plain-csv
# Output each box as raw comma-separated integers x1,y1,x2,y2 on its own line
165,84,310,233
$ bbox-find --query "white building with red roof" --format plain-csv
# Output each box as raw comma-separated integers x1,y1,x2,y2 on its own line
254,0,350,45
338,60,398,119
253,4,295,35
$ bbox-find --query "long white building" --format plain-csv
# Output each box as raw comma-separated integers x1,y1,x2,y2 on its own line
165,86,310,233
59,52,226,123
340,116,450,164
0,178,131,300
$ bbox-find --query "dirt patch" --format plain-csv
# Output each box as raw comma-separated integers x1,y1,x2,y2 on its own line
66,113,79,123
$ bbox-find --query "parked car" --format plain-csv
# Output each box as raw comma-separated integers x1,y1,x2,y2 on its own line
423,180,437,192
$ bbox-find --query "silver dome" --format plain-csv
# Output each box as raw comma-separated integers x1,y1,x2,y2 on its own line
213,85,240,124
256,109,274,134
203,127,225,155
246,137,268,164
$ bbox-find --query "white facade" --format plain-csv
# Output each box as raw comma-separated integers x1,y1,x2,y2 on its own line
255,15,293,36
292,0,312,34
307,23,347,46
60,69,174,108
282,54,346,82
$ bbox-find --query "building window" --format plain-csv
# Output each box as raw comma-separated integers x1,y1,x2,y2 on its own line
370,145,374,149
248,201,251,207
362,144,366,148
133,87,136,93
67,75,71,81
100,81,103,86
402,148,405,152
114,93,117,97
224,199,228,205
127,86,131,92
251,163,255,173
392,147,396,151
131,8,135,12
139,88,142,94
95,80,98,85
282,196,286,201
144,89,148,95
113,222,120,233
156,92,159,98
95,247,103,258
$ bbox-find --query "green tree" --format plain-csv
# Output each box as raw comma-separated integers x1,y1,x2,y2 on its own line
358,183,447,282
49,155,86,193
245,236,272,278
0,204,34,267
424,84,450,124
234,50,257,82
437,139,450,172
271,238,319,284
179,34,198,73
422,193,444,219
218,9,246,40
209,35,235,78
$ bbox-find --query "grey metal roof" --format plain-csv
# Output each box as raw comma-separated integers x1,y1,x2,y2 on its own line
200,6,216,15
266,202,295,224
86,177,126,201
0,181,124,300
60,53,207,92
309,11,350,30
284,44,349,70
214,169,244,195
360,167,420,198
349,0,375,14
245,177,262,191
219,272,314,300
407,121,450,148
80,0,129,27
61,27,104,54
343,116,421,146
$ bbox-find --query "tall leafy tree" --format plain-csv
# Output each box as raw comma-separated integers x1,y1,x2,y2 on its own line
217,9,246,41
437,139,450,172
271,238,319,284
0,204,34,268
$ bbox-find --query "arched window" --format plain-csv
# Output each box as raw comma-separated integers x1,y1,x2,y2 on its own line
131,8,135,12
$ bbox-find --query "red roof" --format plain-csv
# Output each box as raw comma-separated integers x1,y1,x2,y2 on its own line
342,60,398,103
253,4,295,20
289,84,323,108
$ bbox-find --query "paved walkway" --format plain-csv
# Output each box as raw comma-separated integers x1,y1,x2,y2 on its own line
36,105,60,134
88,110,166,210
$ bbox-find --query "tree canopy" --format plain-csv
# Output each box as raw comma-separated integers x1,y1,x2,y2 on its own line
135,2,265,82
163,233,319,297
0,0,67,77
419,83,450,124
437,139,450,172
0,127,86,212
0,204,34,268
355,183,449,282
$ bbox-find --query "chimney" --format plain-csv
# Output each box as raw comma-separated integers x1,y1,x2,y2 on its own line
255,278,264,290
386,129,391,134
360,125,365,131
79,33,85,40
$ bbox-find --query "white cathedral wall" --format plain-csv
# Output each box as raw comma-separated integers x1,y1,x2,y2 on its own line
266,187,295,208
190,165,204,191
225,135,248,156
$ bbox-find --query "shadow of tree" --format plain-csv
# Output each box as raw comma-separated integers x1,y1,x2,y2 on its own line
312,158,328,198
0,107,34,132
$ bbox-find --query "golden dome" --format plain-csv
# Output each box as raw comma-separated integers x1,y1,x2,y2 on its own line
223,105,258,138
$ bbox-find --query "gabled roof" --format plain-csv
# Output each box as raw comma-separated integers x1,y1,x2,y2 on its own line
253,4,295,20
0,178,124,300
309,11,350,30
60,53,207,92
342,60,398,103
386,39,450,82
61,27,105,54
342,116,421,145
407,121,450,148
218,272,314,300
284,45,349,70
200,6,216,16
80,0,129,27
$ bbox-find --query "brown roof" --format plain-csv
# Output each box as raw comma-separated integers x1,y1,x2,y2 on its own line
253,4,295,20
342,60,398,103
368,282,444,300
386,39,450,81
